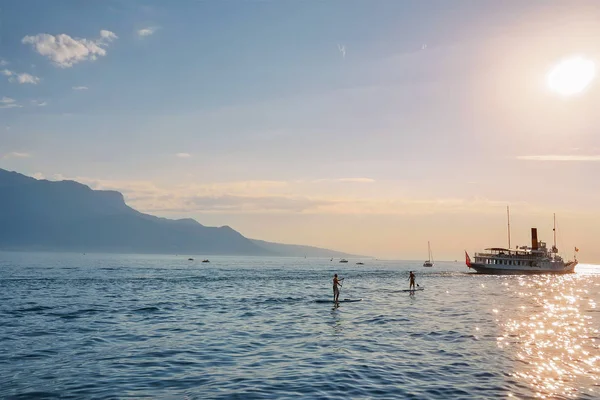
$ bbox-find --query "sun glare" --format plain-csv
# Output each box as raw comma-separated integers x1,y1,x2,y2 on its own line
547,56,596,96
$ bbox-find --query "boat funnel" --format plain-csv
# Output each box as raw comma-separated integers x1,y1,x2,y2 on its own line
531,228,538,250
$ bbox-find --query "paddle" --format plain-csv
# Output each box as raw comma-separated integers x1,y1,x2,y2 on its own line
336,277,344,302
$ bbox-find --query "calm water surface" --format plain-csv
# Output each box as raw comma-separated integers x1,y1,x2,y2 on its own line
1,253,599,399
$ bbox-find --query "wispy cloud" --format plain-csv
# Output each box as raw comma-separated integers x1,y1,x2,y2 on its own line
2,152,32,159
175,153,191,158
72,86,88,90
59,175,516,216
2,69,41,84
32,172,45,180
31,100,47,107
137,27,158,37
338,177,374,183
16,73,40,84
99,30,118,42
337,44,346,59
22,30,118,68
517,155,600,161
313,177,375,183
0,97,22,109
0,59,8,66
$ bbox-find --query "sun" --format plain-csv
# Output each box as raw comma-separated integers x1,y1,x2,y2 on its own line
547,56,596,96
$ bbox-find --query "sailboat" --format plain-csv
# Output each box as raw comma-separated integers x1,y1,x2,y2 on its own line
423,241,434,267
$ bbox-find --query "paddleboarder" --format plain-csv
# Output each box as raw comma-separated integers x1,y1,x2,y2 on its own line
409,271,416,290
333,274,344,303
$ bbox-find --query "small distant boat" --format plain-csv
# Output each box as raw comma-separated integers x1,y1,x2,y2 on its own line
188,258,194,261
423,241,434,267
356,262,364,265
339,259,348,263
202,259,210,263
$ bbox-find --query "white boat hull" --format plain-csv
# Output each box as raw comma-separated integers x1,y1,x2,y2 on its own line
470,260,577,275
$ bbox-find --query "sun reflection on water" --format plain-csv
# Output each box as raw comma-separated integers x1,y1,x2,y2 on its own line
496,273,600,398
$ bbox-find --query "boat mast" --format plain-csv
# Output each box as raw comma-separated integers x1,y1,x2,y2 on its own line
427,241,431,261
430,242,434,263
553,213,557,253
507,206,511,249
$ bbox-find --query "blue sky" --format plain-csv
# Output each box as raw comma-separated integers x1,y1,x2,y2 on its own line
2,1,600,261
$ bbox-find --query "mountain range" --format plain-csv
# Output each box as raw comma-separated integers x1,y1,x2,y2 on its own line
0,168,363,258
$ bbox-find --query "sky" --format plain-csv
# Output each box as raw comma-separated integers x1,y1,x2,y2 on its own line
1,0,600,262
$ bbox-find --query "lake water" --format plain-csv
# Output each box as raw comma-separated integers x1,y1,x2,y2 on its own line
1,252,599,399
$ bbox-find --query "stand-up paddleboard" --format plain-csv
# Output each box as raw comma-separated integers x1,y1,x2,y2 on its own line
398,288,424,292
315,298,363,303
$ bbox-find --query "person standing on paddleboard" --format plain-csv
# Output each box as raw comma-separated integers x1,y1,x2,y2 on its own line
333,274,344,302
408,271,416,290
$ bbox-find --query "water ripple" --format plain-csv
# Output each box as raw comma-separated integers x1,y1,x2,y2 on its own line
0,253,599,398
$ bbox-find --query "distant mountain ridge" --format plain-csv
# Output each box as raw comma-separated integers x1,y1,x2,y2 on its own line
0,169,363,258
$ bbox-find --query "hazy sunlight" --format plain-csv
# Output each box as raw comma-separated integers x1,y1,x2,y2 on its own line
547,56,596,96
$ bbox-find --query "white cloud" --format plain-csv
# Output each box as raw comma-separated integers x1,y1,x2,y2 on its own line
72,86,88,90
16,72,40,84
2,152,32,159
0,97,22,109
137,27,158,37
0,59,8,66
32,172,45,180
0,104,21,109
517,155,600,162
22,30,118,68
1,69,41,84
337,44,346,59
31,100,47,107
100,30,118,42
175,153,191,158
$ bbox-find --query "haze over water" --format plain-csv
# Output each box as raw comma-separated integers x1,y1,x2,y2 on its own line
1,253,598,399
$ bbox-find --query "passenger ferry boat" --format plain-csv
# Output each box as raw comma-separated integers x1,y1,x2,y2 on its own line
465,211,578,274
